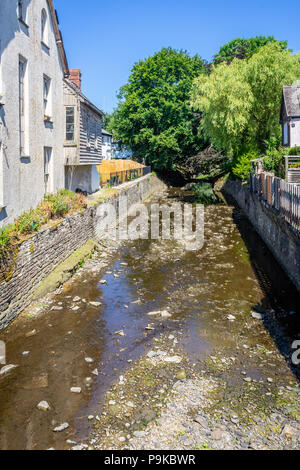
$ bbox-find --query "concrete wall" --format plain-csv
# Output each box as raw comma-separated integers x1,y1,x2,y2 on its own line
223,179,300,292
0,175,166,330
290,119,300,148
0,0,65,224
65,165,100,194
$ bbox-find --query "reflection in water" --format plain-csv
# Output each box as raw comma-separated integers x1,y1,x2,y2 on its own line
0,188,299,450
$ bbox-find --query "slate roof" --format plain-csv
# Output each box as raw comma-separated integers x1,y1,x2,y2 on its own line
64,78,105,117
282,85,300,117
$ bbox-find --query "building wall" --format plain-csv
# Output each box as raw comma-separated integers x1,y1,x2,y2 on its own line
79,103,102,165
0,0,65,224
289,119,300,148
63,81,102,193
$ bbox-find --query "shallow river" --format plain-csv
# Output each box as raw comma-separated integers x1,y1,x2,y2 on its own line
0,188,299,450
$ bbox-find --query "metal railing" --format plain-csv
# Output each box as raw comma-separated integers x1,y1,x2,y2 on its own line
250,172,300,231
102,166,151,187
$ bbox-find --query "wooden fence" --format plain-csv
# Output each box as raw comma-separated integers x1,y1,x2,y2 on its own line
97,160,149,186
250,172,300,231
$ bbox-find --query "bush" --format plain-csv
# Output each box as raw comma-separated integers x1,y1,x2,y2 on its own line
15,210,42,234
263,149,285,178
52,199,70,218
232,151,259,181
0,226,11,250
287,147,300,156
1,189,87,252
192,183,218,205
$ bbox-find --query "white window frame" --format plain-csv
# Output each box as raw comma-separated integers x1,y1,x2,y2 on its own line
283,122,289,146
65,106,75,142
19,57,27,157
41,9,48,46
43,75,51,118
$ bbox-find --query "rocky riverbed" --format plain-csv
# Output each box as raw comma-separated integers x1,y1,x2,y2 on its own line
0,188,299,450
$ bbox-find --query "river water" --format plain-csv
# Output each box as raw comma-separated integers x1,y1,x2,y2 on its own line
0,188,299,450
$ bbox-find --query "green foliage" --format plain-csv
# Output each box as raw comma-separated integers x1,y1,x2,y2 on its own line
192,182,218,205
263,150,285,178
213,36,288,65
191,43,300,158
109,48,206,171
287,146,300,156
0,226,12,256
0,190,87,251
232,152,258,181
52,199,70,218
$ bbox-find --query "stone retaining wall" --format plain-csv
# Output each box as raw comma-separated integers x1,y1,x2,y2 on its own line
0,175,166,330
223,179,300,292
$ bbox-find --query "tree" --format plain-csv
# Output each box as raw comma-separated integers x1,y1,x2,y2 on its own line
191,43,300,157
109,48,206,171
213,36,288,65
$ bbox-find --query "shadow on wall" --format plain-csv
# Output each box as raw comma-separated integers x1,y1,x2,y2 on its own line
0,1,26,57
223,192,300,382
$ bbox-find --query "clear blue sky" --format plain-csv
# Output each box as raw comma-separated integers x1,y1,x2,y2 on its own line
54,0,300,114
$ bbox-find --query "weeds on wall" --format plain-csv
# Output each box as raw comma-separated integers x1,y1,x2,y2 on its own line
0,190,87,252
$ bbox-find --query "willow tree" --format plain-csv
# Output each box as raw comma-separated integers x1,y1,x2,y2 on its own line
191,43,300,157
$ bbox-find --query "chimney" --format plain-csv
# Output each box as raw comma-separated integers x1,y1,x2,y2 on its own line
69,69,82,89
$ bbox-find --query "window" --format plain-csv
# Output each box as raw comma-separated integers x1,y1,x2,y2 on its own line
18,1,23,20
66,106,75,141
43,75,51,117
41,9,48,44
44,147,52,194
19,58,27,156
283,123,289,146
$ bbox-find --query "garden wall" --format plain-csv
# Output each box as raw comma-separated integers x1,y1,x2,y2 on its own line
0,174,166,330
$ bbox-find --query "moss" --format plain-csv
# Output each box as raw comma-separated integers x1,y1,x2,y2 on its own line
32,240,99,300
0,246,20,284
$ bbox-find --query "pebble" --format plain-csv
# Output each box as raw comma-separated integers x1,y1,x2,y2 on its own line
71,387,82,394
133,431,147,438
164,356,182,364
126,401,135,408
37,401,50,412
0,365,18,376
25,330,37,338
251,312,264,320
73,297,81,302
53,423,69,432
85,358,94,364
115,330,125,337
89,302,102,307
